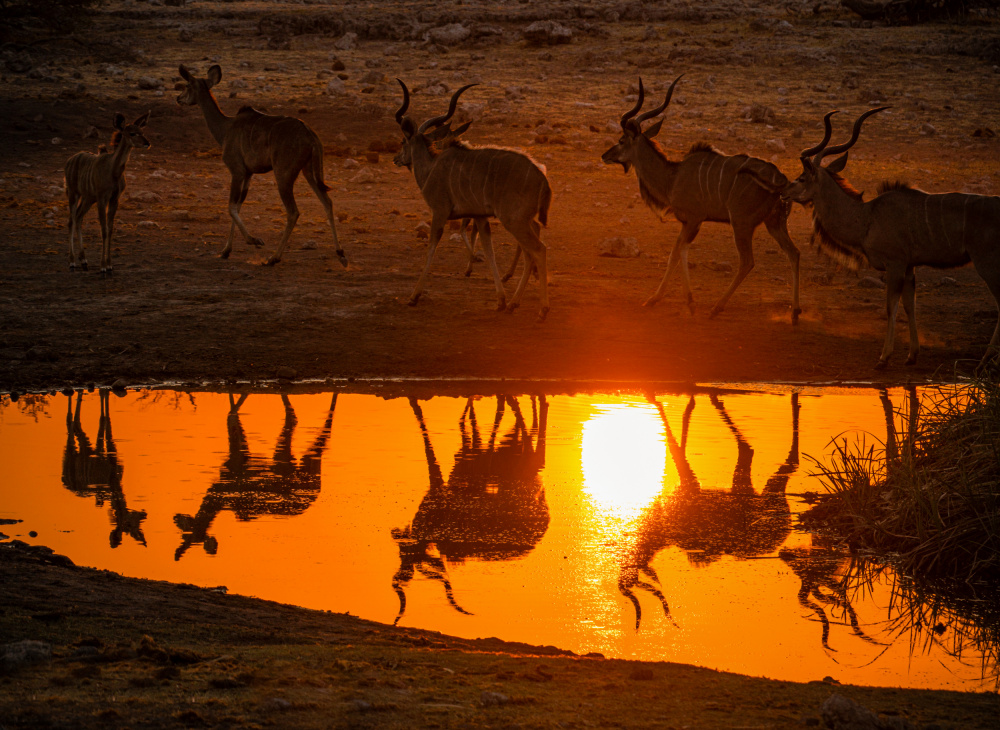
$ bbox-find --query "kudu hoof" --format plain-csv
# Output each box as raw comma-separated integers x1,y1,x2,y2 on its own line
80,262,88,272
505,302,520,314
220,250,231,259
264,257,281,266
642,297,658,308
792,308,802,325
874,360,888,371
248,237,266,248
501,273,513,284
496,299,507,312
407,295,421,307
537,307,549,323
337,251,348,268
905,356,918,366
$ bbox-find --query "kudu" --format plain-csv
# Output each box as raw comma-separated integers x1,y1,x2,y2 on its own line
394,80,552,320
617,391,799,630
61,391,147,548
173,392,337,560
392,395,549,625
176,65,347,267
602,77,802,323
771,108,1000,368
64,112,150,275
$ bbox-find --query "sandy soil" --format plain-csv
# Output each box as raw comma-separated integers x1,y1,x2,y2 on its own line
1,1,998,394
3,540,999,729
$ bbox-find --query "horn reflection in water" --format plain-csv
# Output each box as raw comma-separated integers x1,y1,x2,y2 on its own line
392,395,550,625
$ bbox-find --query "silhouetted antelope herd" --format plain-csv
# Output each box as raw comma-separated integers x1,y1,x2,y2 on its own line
58,65,999,368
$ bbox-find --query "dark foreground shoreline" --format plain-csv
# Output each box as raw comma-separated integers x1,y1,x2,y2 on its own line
1,540,997,729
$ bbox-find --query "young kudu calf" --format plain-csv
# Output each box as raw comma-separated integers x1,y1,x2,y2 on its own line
64,112,150,275
176,65,347,267
774,108,1000,368
394,80,553,321
602,77,802,323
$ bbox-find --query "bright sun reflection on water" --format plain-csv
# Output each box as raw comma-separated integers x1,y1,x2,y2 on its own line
581,402,665,522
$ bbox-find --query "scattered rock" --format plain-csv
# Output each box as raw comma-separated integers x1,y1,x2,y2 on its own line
137,76,163,91
334,32,357,51
706,260,734,273
350,168,375,185
938,276,959,287
920,123,936,136
275,366,297,380
523,21,573,46
598,237,640,258
820,693,916,730
1,640,52,674
766,138,786,152
326,78,347,96
480,691,509,707
415,221,430,239
745,103,775,124
857,276,884,289
427,23,470,46
129,191,162,203
178,26,194,43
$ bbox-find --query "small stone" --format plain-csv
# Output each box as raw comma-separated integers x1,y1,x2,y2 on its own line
766,138,786,152
350,168,375,185
920,122,936,136
857,276,884,289
427,23,470,45
330,58,346,71
480,691,509,706
326,78,347,96
300,240,318,251
706,260,734,273
938,276,959,287
343,158,359,170
1,640,52,674
598,236,640,258
415,221,430,239
275,366,297,380
334,32,357,51
137,76,162,90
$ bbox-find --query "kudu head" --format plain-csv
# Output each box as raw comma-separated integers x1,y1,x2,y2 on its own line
111,111,151,151
176,64,222,106
601,75,683,173
393,79,476,168
782,107,889,204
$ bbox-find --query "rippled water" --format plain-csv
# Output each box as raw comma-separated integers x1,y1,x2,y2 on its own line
1,385,995,690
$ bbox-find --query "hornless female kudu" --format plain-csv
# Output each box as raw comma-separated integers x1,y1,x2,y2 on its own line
64,112,150,275
393,80,553,321
773,108,1000,368
176,64,347,267
602,77,803,323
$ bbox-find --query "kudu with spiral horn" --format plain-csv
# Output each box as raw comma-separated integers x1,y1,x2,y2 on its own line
393,80,553,321
602,76,802,323
768,107,1000,368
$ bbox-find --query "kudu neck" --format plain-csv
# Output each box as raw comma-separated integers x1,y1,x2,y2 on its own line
110,142,133,177
811,173,869,252
410,138,440,192
195,88,232,146
633,137,679,186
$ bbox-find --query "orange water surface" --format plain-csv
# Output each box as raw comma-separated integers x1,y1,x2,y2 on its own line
1,385,993,691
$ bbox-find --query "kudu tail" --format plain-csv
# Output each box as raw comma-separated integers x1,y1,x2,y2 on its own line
310,136,332,193
537,180,552,228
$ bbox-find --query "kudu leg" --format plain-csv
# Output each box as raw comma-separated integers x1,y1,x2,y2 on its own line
474,218,507,311
502,245,522,283
461,218,478,277
102,193,120,275
221,176,251,259
73,198,96,271
979,276,1000,367
96,201,111,278
409,217,446,305
302,163,347,268
226,172,266,252
764,216,802,324
264,171,302,266
709,227,756,319
506,221,549,321
901,268,919,366
644,221,700,312
877,268,907,369
67,196,80,270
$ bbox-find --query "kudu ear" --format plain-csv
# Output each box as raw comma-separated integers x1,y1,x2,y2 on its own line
825,152,849,174
178,64,193,82
400,117,417,139
451,120,472,137
134,110,151,128
642,118,664,139
424,122,454,142
112,113,126,130
206,64,222,88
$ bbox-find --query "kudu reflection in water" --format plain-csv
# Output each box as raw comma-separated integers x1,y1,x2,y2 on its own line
173,393,337,560
62,390,147,548
618,392,801,630
392,395,550,625
780,386,917,653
